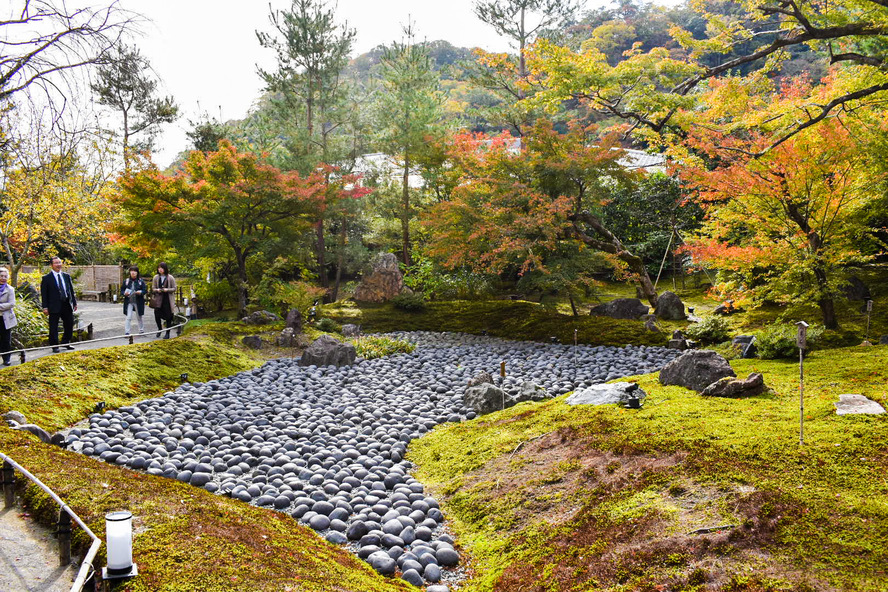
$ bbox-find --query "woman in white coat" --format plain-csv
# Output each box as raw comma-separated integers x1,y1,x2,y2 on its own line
0,267,18,366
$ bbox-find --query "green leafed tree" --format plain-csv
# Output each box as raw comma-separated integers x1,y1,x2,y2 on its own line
257,0,357,289
374,24,445,266
91,44,178,171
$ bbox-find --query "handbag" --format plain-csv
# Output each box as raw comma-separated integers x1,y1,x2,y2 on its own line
149,291,163,309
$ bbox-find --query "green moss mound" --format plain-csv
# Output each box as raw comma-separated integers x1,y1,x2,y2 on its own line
409,345,888,591
326,300,667,347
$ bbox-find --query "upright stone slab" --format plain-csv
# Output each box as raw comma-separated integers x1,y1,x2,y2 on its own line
354,253,404,303
654,291,686,320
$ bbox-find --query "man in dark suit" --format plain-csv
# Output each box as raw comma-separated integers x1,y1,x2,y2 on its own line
41,256,77,353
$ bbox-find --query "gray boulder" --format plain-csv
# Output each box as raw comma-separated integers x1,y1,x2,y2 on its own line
241,310,281,325
642,314,660,332
354,253,403,303
701,372,766,398
242,335,264,349
3,410,26,425
341,324,362,338
732,335,757,359
12,423,52,444
463,383,507,415
284,309,303,333
880,335,888,345
467,371,495,388
589,298,649,320
566,382,646,406
834,394,886,415
654,290,686,320
509,381,549,405
298,335,356,367
275,328,298,348
659,350,736,392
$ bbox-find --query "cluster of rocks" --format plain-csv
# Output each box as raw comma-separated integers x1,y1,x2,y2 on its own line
59,331,680,589
589,290,687,323
659,349,765,397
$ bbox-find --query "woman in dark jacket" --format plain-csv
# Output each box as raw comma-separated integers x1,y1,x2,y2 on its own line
121,265,147,335
151,262,176,339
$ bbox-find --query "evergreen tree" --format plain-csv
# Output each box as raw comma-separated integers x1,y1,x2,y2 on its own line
91,44,178,171
374,24,444,266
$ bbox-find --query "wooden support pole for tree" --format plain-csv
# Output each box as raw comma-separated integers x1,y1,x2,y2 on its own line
57,509,72,566
2,460,15,508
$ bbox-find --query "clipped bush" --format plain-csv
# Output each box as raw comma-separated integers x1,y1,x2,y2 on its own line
193,279,237,313
391,293,426,312
315,317,341,333
757,323,824,359
685,315,732,344
351,335,416,359
11,297,46,348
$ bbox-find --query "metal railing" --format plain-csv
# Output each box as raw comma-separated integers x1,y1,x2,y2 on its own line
6,313,189,366
1,452,101,592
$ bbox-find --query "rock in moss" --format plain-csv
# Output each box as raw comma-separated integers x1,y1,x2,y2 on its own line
701,373,766,398
659,350,736,392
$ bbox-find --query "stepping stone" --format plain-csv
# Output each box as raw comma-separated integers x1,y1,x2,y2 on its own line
834,394,885,415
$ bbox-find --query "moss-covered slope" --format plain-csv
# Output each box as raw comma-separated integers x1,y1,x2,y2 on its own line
409,346,888,591
325,300,669,347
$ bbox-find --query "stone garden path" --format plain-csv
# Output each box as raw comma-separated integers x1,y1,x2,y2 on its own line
0,506,76,592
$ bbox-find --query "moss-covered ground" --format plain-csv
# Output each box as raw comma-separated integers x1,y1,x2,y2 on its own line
0,324,411,592
408,345,888,592
323,300,669,347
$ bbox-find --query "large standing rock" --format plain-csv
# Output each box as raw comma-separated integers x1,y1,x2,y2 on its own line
654,291,686,320
659,350,736,392
341,324,362,338
463,383,507,415
299,335,357,367
242,335,264,349
285,309,303,333
566,382,646,406
354,253,404,303
275,328,298,348
467,371,495,388
241,310,281,325
701,373,766,398
589,298,650,320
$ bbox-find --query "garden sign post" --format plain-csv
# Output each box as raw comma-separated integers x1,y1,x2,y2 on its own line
796,321,808,445
863,299,873,346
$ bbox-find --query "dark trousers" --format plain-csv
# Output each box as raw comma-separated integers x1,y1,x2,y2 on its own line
154,307,173,338
0,317,10,363
48,303,74,345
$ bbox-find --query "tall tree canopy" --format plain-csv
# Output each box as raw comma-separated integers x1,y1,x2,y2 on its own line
116,141,330,316
92,44,179,170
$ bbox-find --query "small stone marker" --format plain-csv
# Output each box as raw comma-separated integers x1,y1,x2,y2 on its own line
834,394,886,415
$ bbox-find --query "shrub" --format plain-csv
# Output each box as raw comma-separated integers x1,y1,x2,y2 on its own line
315,317,341,333
391,293,426,312
11,297,45,348
403,260,495,300
193,279,236,313
757,323,824,359
685,315,732,344
351,335,415,359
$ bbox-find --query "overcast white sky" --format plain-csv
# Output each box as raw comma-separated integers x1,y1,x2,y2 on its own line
116,0,633,166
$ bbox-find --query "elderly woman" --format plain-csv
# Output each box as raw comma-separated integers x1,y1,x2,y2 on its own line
0,267,18,366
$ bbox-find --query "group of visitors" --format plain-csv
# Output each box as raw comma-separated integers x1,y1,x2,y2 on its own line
0,259,178,366
121,262,177,339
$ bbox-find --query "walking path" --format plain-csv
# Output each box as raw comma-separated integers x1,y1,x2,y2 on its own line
4,301,180,368
0,507,77,592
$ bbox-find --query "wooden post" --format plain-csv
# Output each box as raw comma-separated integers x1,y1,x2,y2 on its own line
57,509,72,566
2,460,14,508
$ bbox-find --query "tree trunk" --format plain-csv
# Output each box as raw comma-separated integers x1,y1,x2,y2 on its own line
235,249,249,319
401,152,411,267
332,220,347,302
568,293,578,317
517,7,527,98
813,266,839,329
570,211,658,307
122,109,130,173
316,217,328,289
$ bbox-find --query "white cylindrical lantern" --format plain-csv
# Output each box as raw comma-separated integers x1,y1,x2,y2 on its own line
105,511,133,575
112,294,118,303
